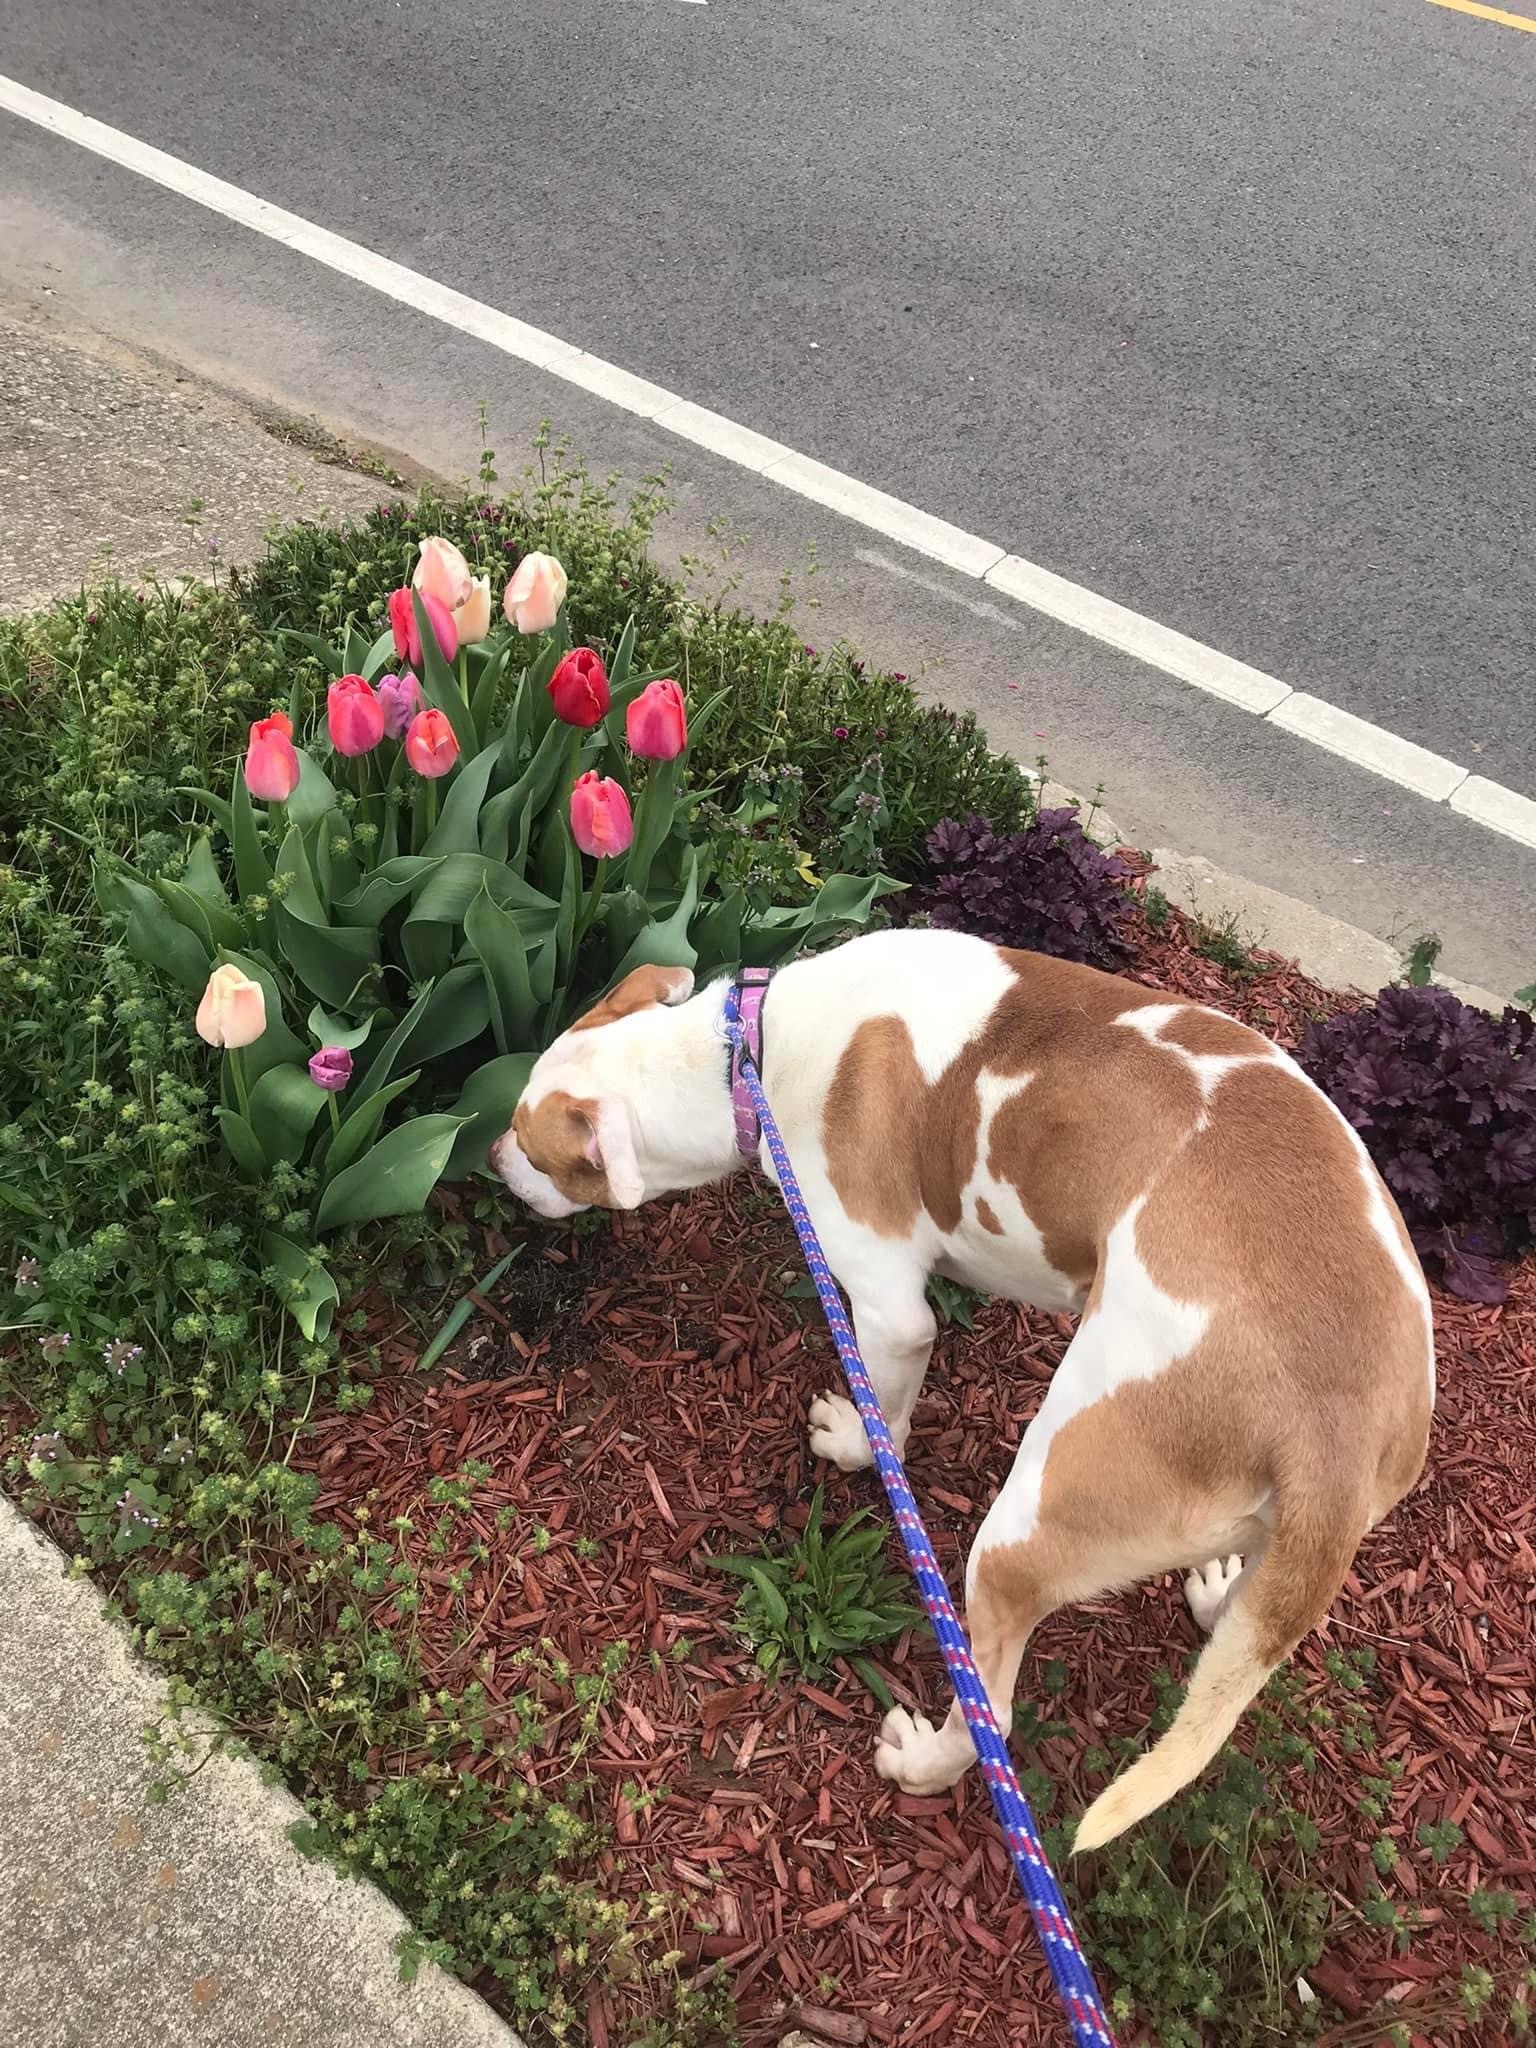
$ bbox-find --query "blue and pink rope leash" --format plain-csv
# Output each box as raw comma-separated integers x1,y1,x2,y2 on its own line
724,970,1116,2048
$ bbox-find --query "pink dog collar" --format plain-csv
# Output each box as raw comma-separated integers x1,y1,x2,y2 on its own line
729,968,773,1158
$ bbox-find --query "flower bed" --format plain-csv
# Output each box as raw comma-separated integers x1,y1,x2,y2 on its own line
3,456,1534,2047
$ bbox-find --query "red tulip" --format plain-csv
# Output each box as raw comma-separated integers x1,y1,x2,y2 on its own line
404,707,459,779
387,585,458,670
569,771,634,858
244,711,301,802
626,677,687,761
327,675,385,757
547,647,610,729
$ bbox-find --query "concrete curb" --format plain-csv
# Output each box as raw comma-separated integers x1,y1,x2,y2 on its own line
1036,777,1511,1015
0,1494,523,2048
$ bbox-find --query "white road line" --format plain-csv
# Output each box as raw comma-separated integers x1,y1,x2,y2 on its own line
2,70,1532,854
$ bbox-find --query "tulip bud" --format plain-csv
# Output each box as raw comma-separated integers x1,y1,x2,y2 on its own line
376,672,422,740
569,771,634,858
326,675,386,757
502,551,568,634
626,677,688,761
195,964,268,1049
547,647,610,729
244,712,301,802
404,707,460,779
308,1046,354,1092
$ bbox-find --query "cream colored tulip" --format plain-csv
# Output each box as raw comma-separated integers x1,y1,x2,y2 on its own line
412,536,473,612
195,963,267,1049
502,551,568,634
455,573,493,643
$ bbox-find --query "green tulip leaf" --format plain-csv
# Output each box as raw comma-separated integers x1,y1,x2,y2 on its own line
93,865,213,995
261,1231,340,1341
288,750,341,833
361,626,398,682
395,963,492,1065
423,742,501,858
609,847,700,980
481,719,574,865
332,855,444,928
153,875,242,954
464,884,540,1054
443,1053,536,1180
622,756,682,898
320,1068,422,1182
215,1106,268,1179
306,1003,377,1053
246,1063,329,1165
182,837,232,906
315,1113,469,1232
469,642,511,748
230,764,274,908
274,903,380,1010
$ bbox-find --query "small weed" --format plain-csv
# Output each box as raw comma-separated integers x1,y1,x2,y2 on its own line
261,411,408,488
1400,929,1443,987
1194,912,1263,979
1143,884,1172,931
713,1486,919,1701
926,1273,988,1331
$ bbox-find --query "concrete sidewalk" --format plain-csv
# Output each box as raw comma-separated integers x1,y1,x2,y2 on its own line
0,1501,518,2048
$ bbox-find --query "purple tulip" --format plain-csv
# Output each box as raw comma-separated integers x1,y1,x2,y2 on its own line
309,1046,353,1092
376,672,422,741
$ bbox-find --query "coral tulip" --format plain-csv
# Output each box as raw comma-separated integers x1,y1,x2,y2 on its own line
327,675,385,757
502,551,567,634
308,1046,353,1091
569,771,634,858
244,711,301,802
626,677,687,761
404,707,460,779
195,963,267,1049
376,672,422,740
387,585,458,670
547,647,610,729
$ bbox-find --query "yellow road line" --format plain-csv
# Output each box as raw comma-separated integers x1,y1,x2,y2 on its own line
1428,0,1536,32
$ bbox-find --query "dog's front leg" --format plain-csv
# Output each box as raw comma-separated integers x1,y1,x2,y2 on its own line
807,1263,936,1473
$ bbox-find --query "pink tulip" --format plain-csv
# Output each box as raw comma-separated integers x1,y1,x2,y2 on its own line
195,964,267,1048
327,675,385,757
376,672,422,740
626,677,688,761
570,771,634,858
503,551,568,634
547,647,610,729
244,711,301,802
387,585,458,670
404,707,460,779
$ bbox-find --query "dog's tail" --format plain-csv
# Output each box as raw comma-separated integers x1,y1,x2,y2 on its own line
1072,1460,1370,1854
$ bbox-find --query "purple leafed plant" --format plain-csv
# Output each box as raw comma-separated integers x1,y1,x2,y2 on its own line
1298,986,1536,1302
919,809,1136,970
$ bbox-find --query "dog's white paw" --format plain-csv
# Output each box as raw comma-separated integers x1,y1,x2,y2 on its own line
807,1390,872,1471
873,1705,971,1795
1184,1554,1245,1633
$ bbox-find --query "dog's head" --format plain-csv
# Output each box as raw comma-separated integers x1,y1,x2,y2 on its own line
488,965,696,1218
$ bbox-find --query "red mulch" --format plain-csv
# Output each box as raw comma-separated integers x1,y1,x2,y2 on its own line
293,914,1536,2048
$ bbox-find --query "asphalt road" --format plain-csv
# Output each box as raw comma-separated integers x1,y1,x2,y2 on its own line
1,0,1533,992
3,0,1534,787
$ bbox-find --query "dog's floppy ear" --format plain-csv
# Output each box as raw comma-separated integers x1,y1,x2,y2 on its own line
581,1096,645,1209
572,965,695,1034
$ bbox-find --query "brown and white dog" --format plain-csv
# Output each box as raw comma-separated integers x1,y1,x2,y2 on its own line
490,929,1433,1850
